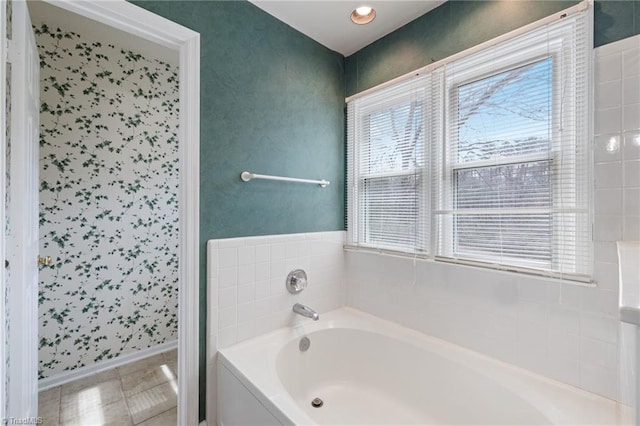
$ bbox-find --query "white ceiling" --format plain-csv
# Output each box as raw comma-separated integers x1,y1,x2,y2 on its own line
249,0,446,56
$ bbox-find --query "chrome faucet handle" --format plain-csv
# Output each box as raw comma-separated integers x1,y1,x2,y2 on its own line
286,269,307,294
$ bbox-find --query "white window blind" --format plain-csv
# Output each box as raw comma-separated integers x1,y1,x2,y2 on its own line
346,76,431,253
347,6,592,281
436,11,591,280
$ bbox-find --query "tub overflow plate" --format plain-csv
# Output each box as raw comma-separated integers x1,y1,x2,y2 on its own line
311,397,323,408
299,336,310,352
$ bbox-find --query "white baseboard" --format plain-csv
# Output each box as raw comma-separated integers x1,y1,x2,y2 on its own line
38,340,178,391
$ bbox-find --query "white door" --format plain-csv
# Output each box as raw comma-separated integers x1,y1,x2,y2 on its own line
7,0,39,418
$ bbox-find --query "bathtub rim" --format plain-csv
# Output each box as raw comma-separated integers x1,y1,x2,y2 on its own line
217,306,626,425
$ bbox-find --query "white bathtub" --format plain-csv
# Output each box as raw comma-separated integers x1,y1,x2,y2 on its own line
217,307,626,425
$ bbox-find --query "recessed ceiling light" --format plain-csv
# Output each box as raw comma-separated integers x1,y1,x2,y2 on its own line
350,6,376,25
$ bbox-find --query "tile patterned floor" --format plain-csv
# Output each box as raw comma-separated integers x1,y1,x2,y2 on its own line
38,349,178,426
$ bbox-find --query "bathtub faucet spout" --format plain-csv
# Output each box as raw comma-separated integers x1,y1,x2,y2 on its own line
293,303,319,321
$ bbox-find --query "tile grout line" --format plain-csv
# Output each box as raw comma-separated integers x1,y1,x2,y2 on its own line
134,406,177,426
117,364,136,426
56,386,61,426
53,384,69,425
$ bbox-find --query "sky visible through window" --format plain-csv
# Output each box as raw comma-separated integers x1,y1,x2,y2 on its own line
457,58,553,163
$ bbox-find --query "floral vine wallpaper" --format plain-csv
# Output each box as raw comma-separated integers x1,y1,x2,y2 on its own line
35,24,179,379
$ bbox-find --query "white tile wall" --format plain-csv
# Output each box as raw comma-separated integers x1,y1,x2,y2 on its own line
346,250,623,399
208,230,346,349
596,35,640,415
595,36,640,284
206,231,346,423
347,34,640,402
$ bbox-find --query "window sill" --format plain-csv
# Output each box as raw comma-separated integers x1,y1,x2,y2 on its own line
343,244,596,288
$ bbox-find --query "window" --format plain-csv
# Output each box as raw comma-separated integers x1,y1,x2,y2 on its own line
347,79,429,252
450,60,554,267
347,7,591,281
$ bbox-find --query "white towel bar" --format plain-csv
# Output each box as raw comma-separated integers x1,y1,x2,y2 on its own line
240,171,329,188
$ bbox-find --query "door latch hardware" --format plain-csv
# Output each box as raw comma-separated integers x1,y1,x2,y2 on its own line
37,256,52,266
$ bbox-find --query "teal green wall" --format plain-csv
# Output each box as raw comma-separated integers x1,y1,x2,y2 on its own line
132,1,344,420
595,0,640,47
346,0,640,96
